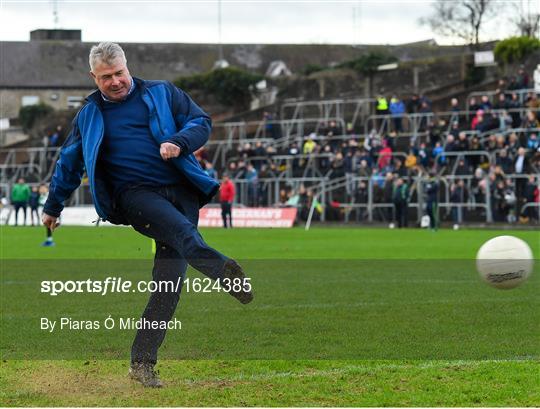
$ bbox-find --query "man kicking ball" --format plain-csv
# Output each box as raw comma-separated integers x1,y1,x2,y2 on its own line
42,42,253,388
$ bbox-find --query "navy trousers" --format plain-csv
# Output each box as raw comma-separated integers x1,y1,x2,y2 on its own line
13,201,27,225
427,200,438,229
220,201,232,228
118,184,228,364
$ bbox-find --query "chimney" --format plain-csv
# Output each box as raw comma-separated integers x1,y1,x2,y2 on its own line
30,29,82,41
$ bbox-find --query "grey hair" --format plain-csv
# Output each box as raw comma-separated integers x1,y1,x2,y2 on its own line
89,42,127,71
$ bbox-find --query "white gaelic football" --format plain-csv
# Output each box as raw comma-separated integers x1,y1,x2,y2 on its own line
476,235,534,289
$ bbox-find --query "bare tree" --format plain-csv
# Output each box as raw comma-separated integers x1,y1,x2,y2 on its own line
419,0,495,47
510,0,540,37
517,14,540,37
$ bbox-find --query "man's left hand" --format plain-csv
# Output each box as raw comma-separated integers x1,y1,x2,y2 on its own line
160,142,181,160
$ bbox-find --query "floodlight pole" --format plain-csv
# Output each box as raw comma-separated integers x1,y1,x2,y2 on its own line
352,7,356,47
356,2,361,46
352,2,361,47
218,0,224,61
51,0,59,28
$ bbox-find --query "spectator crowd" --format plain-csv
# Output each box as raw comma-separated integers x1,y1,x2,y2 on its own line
194,68,539,225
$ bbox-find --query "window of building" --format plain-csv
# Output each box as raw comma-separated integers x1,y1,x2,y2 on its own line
21,96,40,106
0,118,9,130
67,96,84,109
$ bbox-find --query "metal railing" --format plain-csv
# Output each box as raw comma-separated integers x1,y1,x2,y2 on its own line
363,107,540,142
280,98,375,129
226,177,329,213
302,174,539,225
0,147,60,184
477,127,540,146
466,88,538,112
212,117,346,144
3,174,537,226
204,107,540,170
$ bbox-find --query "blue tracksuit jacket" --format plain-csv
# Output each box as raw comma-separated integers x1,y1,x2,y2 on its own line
43,78,219,225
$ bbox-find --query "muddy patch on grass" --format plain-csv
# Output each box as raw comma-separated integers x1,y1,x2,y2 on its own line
8,361,151,405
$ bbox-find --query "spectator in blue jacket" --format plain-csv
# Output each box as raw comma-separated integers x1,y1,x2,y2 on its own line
432,141,445,167
245,163,259,206
527,133,539,151
389,96,405,133
204,161,218,180
42,42,253,388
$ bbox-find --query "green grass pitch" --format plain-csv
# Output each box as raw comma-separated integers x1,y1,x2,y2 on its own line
1,226,539,406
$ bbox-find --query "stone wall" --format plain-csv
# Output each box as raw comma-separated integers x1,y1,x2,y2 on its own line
275,53,501,105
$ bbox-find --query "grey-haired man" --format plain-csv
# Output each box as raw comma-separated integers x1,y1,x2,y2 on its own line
42,42,253,387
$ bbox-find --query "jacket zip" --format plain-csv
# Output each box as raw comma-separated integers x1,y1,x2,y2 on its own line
87,104,107,221
143,89,167,141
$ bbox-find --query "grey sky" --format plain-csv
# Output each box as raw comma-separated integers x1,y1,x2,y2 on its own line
0,0,532,45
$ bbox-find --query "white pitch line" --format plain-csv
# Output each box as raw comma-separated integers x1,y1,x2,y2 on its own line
181,359,537,385
193,297,538,312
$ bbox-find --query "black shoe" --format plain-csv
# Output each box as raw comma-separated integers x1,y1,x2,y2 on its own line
222,260,253,304
129,362,163,388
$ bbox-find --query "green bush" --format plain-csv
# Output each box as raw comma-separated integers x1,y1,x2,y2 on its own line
175,67,263,107
494,36,540,65
18,103,54,132
339,52,398,75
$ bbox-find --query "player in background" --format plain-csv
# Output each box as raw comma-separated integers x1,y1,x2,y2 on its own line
11,178,30,226
425,171,440,231
39,184,55,247
29,186,40,226
393,177,409,228
220,173,235,228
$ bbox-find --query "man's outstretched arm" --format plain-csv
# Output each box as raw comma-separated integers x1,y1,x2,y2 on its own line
42,117,86,230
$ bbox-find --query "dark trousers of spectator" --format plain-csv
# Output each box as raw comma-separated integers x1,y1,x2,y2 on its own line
221,201,232,228
30,206,39,226
427,200,438,229
511,113,521,128
259,186,268,206
118,184,229,365
515,178,526,213
494,204,508,222
13,201,27,225
268,125,280,140
377,110,389,133
393,117,403,133
395,202,408,228
522,200,538,220
451,206,463,224
248,184,258,207
419,118,427,132
386,206,394,223
346,173,357,197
